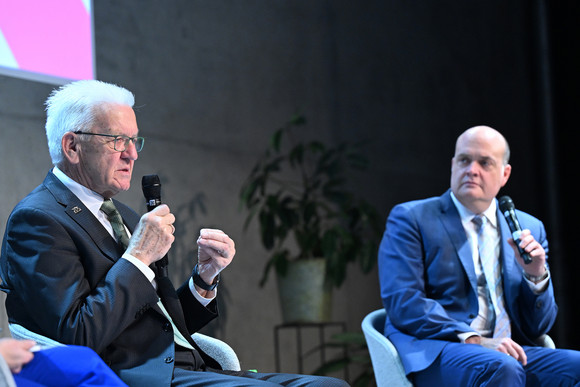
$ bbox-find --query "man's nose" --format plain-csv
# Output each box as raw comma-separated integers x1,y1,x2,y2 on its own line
121,141,139,160
465,161,479,175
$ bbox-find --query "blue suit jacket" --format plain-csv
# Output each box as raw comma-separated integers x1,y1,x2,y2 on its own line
378,190,557,375
0,171,221,386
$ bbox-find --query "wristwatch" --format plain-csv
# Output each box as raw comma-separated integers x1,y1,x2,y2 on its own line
523,266,549,284
192,264,220,291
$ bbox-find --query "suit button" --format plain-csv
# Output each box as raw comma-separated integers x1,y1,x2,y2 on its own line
163,323,171,332
164,356,174,364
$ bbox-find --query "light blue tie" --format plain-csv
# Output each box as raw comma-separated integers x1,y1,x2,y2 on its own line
473,215,511,339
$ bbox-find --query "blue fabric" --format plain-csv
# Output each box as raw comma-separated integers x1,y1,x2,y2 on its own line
413,342,580,387
14,346,126,387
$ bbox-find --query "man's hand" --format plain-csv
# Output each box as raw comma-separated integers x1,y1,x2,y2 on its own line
481,337,527,365
196,228,235,292
465,336,527,365
0,338,36,373
508,229,546,277
126,204,176,266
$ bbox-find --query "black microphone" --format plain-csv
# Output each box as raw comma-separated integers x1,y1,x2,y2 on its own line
498,195,532,264
142,174,169,277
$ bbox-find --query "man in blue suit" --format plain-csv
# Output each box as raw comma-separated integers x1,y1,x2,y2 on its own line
379,126,580,386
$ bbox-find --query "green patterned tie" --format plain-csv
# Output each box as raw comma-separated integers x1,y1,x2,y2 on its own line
101,199,130,250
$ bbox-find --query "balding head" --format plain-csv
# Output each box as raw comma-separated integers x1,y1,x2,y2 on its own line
455,126,510,165
450,125,512,213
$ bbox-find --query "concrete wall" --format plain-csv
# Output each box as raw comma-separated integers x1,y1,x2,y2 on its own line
1,0,577,376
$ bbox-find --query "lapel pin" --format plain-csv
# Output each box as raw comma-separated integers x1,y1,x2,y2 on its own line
71,206,82,214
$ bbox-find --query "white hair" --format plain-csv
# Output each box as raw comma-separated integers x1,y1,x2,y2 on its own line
45,80,135,165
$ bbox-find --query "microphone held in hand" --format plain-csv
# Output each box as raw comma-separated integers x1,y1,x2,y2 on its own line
142,174,169,277
498,195,532,264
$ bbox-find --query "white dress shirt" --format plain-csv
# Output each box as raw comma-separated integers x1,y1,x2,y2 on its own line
450,192,548,341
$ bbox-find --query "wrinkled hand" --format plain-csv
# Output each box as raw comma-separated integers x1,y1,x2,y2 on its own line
126,204,175,266
196,228,235,286
508,229,546,277
465,336,527,365
0,338,36,373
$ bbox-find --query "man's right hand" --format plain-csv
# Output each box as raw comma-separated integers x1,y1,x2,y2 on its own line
126,204,175,266
0,338,35,373
466,336,527,365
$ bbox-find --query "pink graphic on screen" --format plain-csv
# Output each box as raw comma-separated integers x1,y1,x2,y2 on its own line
0,0,93,81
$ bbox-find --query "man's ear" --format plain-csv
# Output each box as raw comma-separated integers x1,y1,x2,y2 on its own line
61,132,80,164
500,163,512,187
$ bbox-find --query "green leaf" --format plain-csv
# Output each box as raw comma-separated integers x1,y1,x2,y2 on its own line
288,143,304,167
271,128,284,152
259,210,276,250
289,113,306,126
273,250,289,276
259,256,275,287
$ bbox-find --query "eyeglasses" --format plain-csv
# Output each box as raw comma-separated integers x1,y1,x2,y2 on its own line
73,131,145,152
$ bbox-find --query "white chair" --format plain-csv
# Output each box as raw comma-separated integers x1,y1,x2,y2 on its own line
362,308,556,387
9,324,241,371
361,309,412,387
191,331,241,371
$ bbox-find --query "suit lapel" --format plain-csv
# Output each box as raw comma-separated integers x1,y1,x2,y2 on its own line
438,191,478,295
43,172,123,261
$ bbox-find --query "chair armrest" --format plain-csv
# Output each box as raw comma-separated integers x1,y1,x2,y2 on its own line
9,324,64,349
191,333,241,371
535,334,556,349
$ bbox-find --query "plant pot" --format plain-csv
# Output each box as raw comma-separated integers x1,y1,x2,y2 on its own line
276,258,332,323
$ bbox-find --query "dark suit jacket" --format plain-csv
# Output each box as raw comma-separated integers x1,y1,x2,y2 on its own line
378,190,557,375
0,171,220,386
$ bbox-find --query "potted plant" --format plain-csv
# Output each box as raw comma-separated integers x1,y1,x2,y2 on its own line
239,114,382,323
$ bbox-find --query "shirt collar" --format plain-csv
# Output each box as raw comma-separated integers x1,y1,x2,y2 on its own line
450,191,498,228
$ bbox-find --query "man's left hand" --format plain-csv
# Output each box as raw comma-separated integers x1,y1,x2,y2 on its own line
509,229,546,276
196,228,235,287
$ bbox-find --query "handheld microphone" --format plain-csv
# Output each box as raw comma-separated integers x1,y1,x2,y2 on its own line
498,195,532,264
142,174,169,277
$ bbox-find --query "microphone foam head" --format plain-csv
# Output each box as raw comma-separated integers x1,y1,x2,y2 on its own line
142,174,161,200
498,195,514,212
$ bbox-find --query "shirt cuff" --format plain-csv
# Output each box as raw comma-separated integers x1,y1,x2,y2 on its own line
524,270,550,294
189,277,216,307
122,253,155,283
458,331,480,343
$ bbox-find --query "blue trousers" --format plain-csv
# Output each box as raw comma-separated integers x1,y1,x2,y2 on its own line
12,345,126,387
414,342,580,387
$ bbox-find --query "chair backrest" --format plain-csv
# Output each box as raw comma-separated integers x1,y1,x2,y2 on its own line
361,309,412,387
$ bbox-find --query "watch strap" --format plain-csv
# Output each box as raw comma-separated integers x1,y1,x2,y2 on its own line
192,264,220,291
